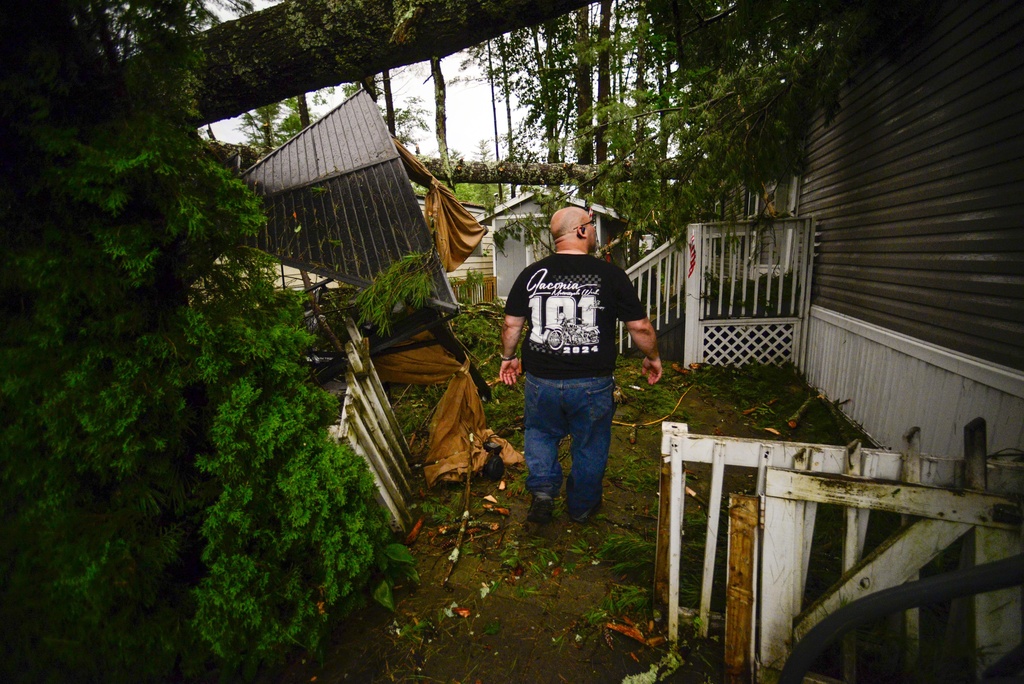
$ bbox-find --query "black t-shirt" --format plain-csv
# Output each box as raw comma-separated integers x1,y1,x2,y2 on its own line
504,253,646,379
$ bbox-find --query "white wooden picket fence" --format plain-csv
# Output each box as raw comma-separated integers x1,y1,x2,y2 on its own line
331,319,414,532
657,421,1023,682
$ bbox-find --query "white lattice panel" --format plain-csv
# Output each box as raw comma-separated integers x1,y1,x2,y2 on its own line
702,322,794,365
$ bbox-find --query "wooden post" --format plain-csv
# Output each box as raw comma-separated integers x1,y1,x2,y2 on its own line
654,454,673,607
964,418,987,491
725,494,758,684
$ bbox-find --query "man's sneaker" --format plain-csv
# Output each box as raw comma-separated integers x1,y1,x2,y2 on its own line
569,501,602,524
527,495,554,524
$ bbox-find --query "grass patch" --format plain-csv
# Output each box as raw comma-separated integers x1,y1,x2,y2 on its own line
598,532,656,583
601,584,651,620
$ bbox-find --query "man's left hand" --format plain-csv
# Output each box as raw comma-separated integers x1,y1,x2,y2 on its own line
642,356,663,385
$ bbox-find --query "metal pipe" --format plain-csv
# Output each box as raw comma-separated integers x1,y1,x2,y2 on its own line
779,554,1024,684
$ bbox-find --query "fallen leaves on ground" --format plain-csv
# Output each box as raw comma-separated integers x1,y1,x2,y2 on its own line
404,517,425,545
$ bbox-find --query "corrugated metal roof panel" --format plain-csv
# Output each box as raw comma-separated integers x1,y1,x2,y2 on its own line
242,90,456,311
245,91,398,194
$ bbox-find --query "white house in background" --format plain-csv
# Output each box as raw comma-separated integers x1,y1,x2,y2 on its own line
443,200,494,282
483,192,629,299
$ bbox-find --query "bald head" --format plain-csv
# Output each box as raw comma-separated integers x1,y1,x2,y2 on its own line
550,207,588,239
550,206,595,254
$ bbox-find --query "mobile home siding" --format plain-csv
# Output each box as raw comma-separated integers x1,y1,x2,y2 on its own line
799,1,1024,373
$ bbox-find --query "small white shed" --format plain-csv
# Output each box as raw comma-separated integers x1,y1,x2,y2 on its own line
484,193,627,299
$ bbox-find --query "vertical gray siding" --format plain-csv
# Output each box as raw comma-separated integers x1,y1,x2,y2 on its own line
799,1,1024,372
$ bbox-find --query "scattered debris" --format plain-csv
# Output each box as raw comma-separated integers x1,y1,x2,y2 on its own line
604,628,616,650
404,516,425,545
684,486,710,511
742,398,778,415
620,647,684,683
613,386,694,430
606,621,647,646
786,394,822,429
442,451,474,589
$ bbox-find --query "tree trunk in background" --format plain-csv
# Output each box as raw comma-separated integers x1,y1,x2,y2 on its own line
362,75,378,101
192,0,592,125
595,0,612,163
486,41,505,203
575,7,594,165
531,27,560,164
431,56,453,187
382,69,396,136
297,93,311,128
497,35,517,198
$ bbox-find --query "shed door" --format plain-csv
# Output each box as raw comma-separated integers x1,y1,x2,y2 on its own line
494,217,530,300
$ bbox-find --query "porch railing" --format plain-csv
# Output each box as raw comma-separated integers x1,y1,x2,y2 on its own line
619,240,687,352
684,218,815,366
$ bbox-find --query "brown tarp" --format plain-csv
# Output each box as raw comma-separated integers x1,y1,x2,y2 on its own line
394,138,487,273
376,144,512,486
374,333,523,487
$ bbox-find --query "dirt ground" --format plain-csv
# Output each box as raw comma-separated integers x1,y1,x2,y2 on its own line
261,360,858,684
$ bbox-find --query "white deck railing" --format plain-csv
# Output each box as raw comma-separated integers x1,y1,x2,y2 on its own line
619,240,687,352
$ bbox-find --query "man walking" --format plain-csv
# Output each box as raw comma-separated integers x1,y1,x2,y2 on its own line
499,206,662,524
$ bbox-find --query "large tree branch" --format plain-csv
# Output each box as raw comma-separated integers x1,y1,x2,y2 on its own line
420,158,604,185
194,0,592,125
208,139,605,184
206,139,707,187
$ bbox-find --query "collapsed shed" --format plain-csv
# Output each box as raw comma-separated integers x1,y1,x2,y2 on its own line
241,90,522,530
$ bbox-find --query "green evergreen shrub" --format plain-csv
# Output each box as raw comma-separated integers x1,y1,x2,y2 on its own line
0,2,390,680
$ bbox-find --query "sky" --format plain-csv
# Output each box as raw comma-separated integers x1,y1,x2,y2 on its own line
207,54,518,162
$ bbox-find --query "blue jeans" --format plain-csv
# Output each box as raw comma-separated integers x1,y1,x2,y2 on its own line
523,373,616,519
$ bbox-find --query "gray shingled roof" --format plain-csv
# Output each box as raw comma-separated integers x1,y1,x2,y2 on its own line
243,90,456,311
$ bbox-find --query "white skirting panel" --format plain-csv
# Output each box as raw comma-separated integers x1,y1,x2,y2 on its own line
803,306,1024,458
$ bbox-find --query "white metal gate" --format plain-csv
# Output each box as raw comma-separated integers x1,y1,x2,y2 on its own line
683,219,815,367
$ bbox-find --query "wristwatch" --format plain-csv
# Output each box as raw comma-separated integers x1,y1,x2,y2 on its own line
500,354,517,361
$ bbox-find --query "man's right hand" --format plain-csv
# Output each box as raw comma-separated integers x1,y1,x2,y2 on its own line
499,358,521,386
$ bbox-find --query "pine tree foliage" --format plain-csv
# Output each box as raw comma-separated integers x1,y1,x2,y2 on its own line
0,1,390,680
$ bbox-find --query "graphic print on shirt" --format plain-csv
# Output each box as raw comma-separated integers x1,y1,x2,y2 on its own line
524,268,605,355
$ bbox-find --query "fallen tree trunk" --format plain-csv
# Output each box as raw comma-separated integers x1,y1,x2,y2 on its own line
420,158,603,185
207,139,605,184
194,0,591,125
